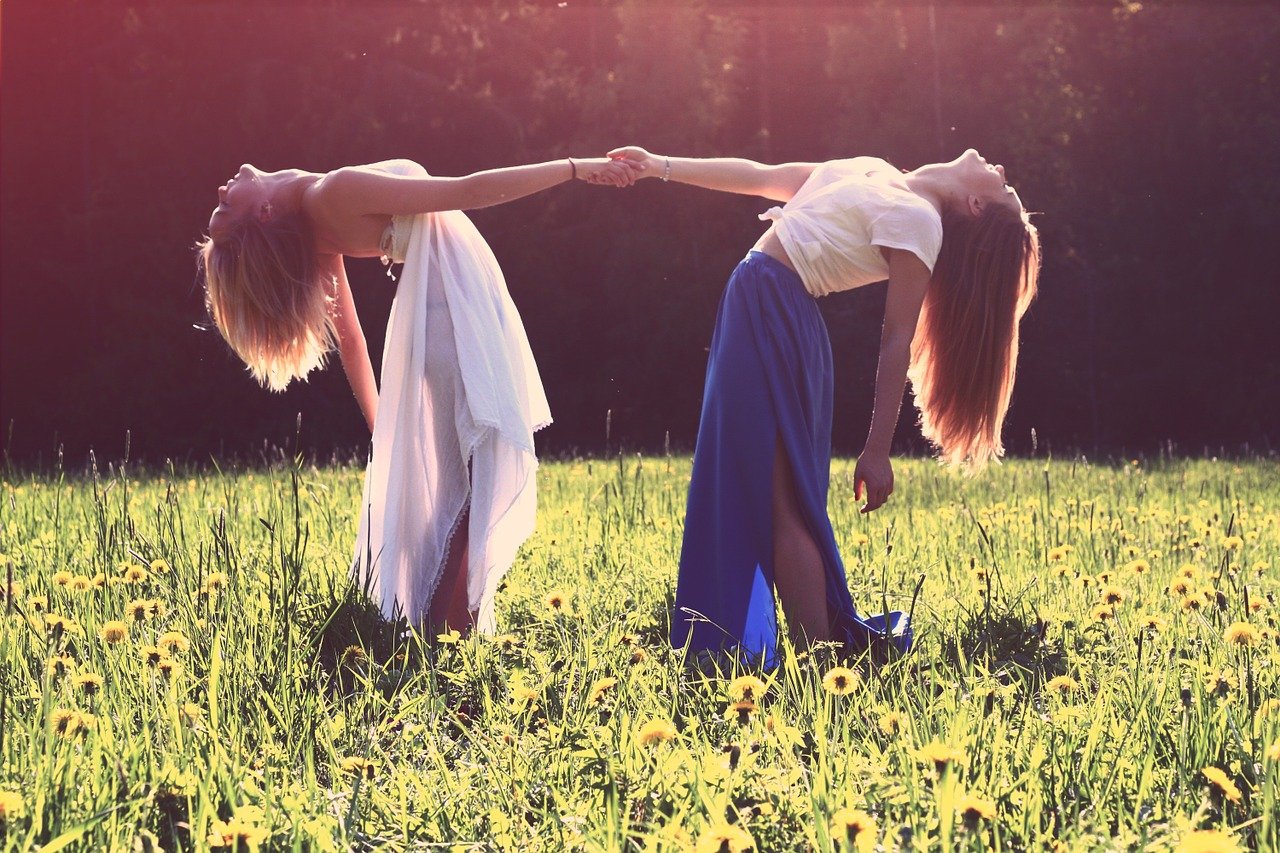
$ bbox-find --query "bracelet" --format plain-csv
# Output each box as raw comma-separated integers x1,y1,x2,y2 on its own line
568,158,577,182
663,157,671,182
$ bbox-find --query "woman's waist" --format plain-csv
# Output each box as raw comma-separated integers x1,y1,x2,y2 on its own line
750,226,798,274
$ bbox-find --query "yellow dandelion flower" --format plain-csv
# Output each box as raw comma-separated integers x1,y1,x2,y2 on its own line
1201,766,1242,803
1047,546,1070,563
727,675,767,702
339,756,377,780
436,629,461,645
50,708,80,737
1267,741,1280,762
205,571,229,592
0,790,24,822
957,794,996,826
493,633,520,651
1179,563,1200,579
43,614,81,635
157,659,181,680
1140,614,1167,632
1101,586,1125,605
149,559,171,575
822,666,859,696
69,575,92,592
636,718,677,746
141,645,166,667
1175,829,1242,853
1170,578,1193,596
52,570,73,587
158,631,190,653
125,599,150,622
148,599,168,618
1045,675,1080,695
545,590,571,614
1053,564,1074,579
851,533,870,546
26,594,48,612
1223,622,1260,647
1221,536,1243,551
830,808,877,852
98,620,129,645
1180,595,1203,613
340,645,367,666
73,672,103,696
970,566,989,582
1248,598,1266,614
917,740,967,773
1097,571,1114,584
1207,671,1237,697
181,703,203,724
878,710,907,736
694,823,754,853
1090,603,1115,622
1127,559,1150,574
630,646,650,665
46,655,73,678
725,700,757,725
587,677,619,705
1078,574,1096,589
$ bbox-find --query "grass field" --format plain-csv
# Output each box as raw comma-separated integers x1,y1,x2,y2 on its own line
0,454,1277,851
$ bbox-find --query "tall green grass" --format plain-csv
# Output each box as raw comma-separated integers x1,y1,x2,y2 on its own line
1,454,1276,851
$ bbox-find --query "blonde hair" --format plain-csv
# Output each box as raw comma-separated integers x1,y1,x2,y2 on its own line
196,212,336,392
907,200,1041,470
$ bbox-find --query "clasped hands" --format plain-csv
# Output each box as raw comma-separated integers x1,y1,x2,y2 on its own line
573,146,657,187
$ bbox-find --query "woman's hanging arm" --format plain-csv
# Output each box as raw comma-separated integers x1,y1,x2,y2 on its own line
856,249,931,512
327,256,379,434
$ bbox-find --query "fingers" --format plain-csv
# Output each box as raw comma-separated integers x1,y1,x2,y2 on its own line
858,481,894,513
584,159,639,187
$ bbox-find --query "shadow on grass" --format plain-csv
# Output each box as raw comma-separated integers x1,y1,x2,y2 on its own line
938,599,1069,687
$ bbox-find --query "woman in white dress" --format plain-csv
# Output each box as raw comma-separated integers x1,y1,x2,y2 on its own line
197,155,637,634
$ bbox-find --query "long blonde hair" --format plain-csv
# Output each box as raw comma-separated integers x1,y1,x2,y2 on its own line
907,201,1041,469
196,212,336,392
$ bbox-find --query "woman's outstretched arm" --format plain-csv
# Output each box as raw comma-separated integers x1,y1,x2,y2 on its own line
326,255,379,434
314,157,637,217
607,145,819,202
854,248,932,513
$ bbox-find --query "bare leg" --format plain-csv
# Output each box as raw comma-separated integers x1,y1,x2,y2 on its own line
772,434,834,646
428,503,476,635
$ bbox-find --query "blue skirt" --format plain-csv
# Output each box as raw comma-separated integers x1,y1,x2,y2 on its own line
671,251,911,667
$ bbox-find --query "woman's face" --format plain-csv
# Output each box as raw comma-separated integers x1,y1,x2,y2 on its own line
953,149,1021,212
208,164,269,241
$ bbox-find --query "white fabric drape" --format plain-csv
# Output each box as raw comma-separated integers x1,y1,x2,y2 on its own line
351,204,551,633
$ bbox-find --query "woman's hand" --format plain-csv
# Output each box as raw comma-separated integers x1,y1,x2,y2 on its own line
574,157,641,187
606,146,661,177
854,451,894,514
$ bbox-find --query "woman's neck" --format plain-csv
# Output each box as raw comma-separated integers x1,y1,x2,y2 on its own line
265,170,322,217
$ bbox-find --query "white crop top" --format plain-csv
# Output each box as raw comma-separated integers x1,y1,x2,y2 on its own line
759,156,944,298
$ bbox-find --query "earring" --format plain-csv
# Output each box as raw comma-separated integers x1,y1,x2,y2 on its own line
259,201,274,222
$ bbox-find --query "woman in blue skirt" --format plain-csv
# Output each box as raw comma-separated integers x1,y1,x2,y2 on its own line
609,146,1041,666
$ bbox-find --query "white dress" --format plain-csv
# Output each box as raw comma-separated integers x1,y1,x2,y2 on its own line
350,161,551,633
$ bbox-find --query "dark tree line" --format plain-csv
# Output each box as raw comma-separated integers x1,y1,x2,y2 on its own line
3,1,1278,469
